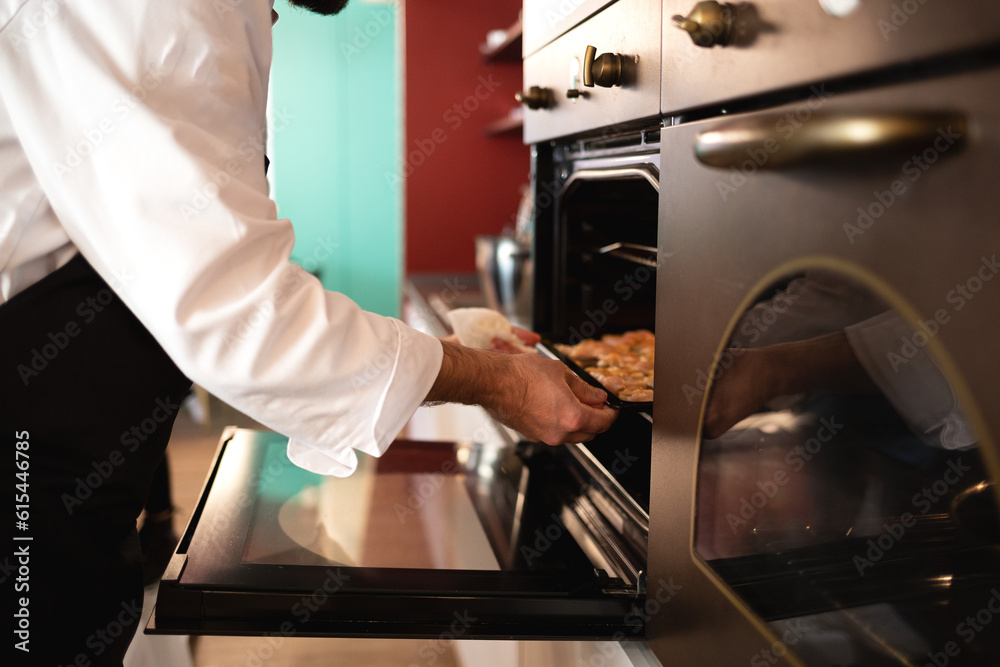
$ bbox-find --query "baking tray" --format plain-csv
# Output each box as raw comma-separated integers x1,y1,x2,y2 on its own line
538,340,654,412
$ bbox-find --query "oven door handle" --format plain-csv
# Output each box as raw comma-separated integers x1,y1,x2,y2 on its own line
560,165,660,193
693,111,967,170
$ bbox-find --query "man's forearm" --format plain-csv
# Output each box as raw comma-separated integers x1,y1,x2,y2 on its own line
766,331,878,397
424,341,522,412
425,340,617,446
704,331,879,439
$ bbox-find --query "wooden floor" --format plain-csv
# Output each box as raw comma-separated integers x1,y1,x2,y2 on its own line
157,394,460,667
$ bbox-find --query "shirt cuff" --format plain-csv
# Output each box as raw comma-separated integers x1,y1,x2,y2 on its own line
285,321,444,477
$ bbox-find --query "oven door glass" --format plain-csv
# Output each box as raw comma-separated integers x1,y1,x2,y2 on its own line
694,271,1000,666
149,427,647,639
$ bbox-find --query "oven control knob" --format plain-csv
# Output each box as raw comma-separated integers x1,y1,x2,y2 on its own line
515,86,553,110
583,45,624,88
672,1,736,47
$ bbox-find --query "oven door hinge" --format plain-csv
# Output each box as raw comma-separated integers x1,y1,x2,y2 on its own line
596,568,647,596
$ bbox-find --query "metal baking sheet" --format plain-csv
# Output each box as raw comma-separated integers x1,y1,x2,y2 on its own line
538,340,654,412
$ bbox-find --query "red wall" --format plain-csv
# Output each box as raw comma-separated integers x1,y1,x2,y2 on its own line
403,0,528,274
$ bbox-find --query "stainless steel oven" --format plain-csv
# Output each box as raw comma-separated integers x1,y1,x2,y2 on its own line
152,171,659,656
649,65,1000,665
518,1,1000,665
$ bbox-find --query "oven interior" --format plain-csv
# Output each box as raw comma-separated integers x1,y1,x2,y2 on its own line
528,139,662,586
533,142,660,344
559,177,658,337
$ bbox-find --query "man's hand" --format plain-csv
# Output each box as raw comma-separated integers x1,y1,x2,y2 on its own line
426,341,618,445
704,332,878,439
490,326,540,353
440,327,538,353
703,348,774,439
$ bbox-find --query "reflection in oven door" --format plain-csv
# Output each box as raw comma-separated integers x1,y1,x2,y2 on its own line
696,273,998,666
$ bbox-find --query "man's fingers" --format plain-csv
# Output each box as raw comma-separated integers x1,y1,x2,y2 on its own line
490,337,520,354
583,403,619,434
541,410,618,445
566,370,608,406
493,354,619,447
512,326,541,346
560,404,618,444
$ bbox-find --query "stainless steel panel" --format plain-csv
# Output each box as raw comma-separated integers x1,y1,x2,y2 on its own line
523,0,661,143
648,67,1000,665
661,0,1000,115
522,0,617,58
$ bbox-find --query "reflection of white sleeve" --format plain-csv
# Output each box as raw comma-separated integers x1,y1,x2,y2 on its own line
0,1,443,476
731,270,887,348
845,312,975,450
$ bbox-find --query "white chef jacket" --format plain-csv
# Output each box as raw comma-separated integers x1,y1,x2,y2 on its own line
0,0,444,476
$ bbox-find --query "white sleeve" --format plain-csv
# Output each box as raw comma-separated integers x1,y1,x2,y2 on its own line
0,0,443,476
845,311,976,450
730,269,888,348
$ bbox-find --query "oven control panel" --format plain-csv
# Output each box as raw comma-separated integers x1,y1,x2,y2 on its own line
521,0,662,143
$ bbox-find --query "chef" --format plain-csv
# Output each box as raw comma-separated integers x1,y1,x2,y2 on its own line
0,1,618,664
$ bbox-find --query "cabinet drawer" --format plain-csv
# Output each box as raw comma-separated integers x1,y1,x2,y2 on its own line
662,0,1000,114
523,0,661,143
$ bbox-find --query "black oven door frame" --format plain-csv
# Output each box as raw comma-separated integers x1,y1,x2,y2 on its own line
148,428,645,640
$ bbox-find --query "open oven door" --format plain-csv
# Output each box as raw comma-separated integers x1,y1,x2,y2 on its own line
147,422,650,640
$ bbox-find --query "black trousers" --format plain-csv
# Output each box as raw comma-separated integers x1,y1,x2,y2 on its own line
1,254,191,666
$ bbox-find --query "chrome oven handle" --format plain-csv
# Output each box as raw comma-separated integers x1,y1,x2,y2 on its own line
560,165,660,194
693,111,968,170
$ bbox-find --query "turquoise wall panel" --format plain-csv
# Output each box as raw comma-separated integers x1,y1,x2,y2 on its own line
270,1,401,317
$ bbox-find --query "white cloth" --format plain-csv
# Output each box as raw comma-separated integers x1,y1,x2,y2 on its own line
0,0,443,476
